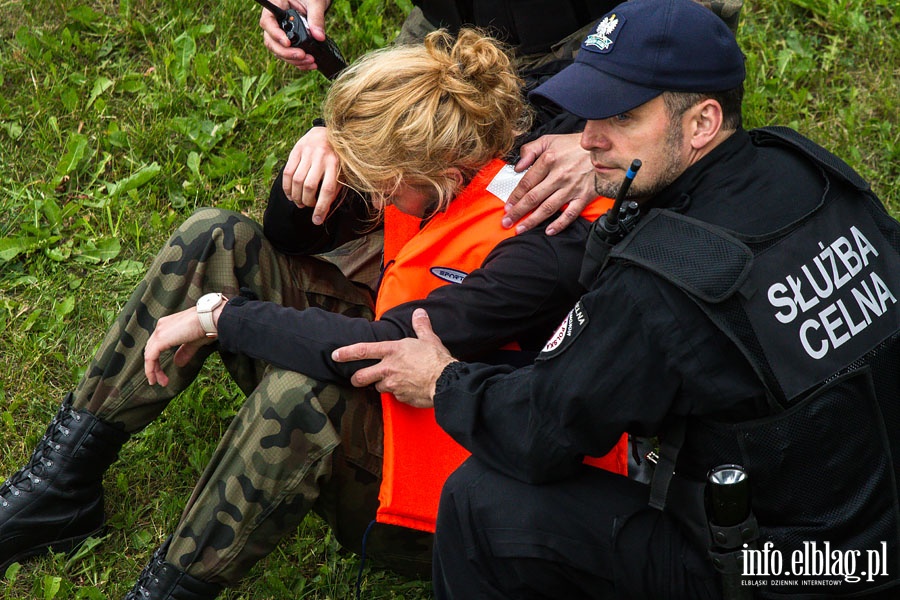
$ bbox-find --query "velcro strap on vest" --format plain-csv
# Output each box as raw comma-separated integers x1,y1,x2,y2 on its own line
610,210,753,304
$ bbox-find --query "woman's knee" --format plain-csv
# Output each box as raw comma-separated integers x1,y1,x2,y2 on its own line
172,207,263,247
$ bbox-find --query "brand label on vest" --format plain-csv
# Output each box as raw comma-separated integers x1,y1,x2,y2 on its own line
744,195,900,399
430,266,467,284
539,300,588,359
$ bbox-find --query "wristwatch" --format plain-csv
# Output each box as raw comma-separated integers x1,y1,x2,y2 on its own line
196,292,228,338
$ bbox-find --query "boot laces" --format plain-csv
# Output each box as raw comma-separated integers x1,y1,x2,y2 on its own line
125,541,170,599
0,402,80,504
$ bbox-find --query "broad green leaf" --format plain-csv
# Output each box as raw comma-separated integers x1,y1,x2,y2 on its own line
172,117,237,152
111,259,145,277
76,237,121,263
195,53,211,79
117,73,146,93
22,309,43,333
54,296,75,318
87,76,114,108
67,5,103,26
106,162,161,197
41,197,62,227
46,240,73,262
14,27,42,56
3,560,21,582
0,237,38,262
191,24,215,36
55,133,89,178
187,151,201,179
206,149,249,179
42,574,61,600
1,121,23,140
75,587,105,600
172,32,197,83
231,53,249,75
60,87,79,111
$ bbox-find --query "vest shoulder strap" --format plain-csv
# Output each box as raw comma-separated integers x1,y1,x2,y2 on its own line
609,209,754,304
751,127,871,192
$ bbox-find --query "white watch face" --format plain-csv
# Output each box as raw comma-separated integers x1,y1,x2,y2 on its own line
197,293,223,312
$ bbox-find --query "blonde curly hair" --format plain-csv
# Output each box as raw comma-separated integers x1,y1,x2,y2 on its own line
323,28,532,219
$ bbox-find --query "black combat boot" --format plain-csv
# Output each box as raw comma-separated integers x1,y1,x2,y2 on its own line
0,393,129,572
124,537,223,600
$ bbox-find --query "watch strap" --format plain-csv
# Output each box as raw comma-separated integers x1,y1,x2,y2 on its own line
197,293,226,338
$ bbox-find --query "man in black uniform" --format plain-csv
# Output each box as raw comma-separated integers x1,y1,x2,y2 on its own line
333,0,900,597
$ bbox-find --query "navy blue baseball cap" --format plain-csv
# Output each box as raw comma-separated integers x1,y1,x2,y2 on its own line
530,0,745,120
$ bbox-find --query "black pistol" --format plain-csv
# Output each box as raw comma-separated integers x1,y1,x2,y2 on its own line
253,0,347,79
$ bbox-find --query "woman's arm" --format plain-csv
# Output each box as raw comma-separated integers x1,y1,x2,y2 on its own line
217,218,593,382
262,165,375,256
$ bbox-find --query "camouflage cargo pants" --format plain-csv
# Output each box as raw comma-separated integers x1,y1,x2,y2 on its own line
71,208,432,584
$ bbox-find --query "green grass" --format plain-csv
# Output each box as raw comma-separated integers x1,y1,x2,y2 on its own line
0,0,897,597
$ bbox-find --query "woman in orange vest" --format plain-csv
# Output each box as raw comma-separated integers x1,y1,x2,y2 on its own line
143,27,628,591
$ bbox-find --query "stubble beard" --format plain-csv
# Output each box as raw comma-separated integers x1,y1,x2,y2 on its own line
593,119,687,201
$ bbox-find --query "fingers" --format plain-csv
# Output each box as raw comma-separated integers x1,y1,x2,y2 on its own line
173,342,202,368
504,153,560,229
505,142,551,215
409,308,443,345
142,308,210,387
282,128,341,222
296,151,321,207
350,363,388,388
143,343,169,387
511,188,575,235
312,164,339,225
259,3,316,68
305,0,330,41
545,197,591,236
331,340,391,364
283,140,305,202
512,139,542,173
502,133,595,235
259,4,290,48
503,171,551,225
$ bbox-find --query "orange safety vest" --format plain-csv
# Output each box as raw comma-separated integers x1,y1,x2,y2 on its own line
376,158,628,532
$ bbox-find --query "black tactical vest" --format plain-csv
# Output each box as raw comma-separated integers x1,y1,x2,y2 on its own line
608,128,900,596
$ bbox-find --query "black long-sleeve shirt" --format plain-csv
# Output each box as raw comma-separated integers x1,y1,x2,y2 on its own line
217,168,596,384
429,129,827,485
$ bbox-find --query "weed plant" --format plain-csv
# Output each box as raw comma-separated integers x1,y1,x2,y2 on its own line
0,0,897,598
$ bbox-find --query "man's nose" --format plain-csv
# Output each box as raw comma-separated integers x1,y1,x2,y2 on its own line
581,120,611,152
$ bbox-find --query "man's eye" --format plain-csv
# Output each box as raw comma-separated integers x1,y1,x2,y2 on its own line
613,113,630,122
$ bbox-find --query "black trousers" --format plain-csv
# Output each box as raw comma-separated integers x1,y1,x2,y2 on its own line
433,457,721,600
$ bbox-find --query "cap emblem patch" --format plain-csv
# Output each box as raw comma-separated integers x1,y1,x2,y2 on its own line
584,14,621,53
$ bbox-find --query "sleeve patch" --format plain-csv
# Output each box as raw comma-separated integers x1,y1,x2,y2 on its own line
539,300,589,359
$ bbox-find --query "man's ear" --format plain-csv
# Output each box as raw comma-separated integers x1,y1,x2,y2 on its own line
688,99,725,150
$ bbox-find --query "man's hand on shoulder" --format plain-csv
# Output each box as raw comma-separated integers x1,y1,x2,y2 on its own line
503,133,595,236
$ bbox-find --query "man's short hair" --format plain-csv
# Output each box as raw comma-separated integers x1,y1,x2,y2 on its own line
662,86,744,131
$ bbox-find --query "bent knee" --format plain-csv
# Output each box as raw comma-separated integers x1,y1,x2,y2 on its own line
174,207,263,244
